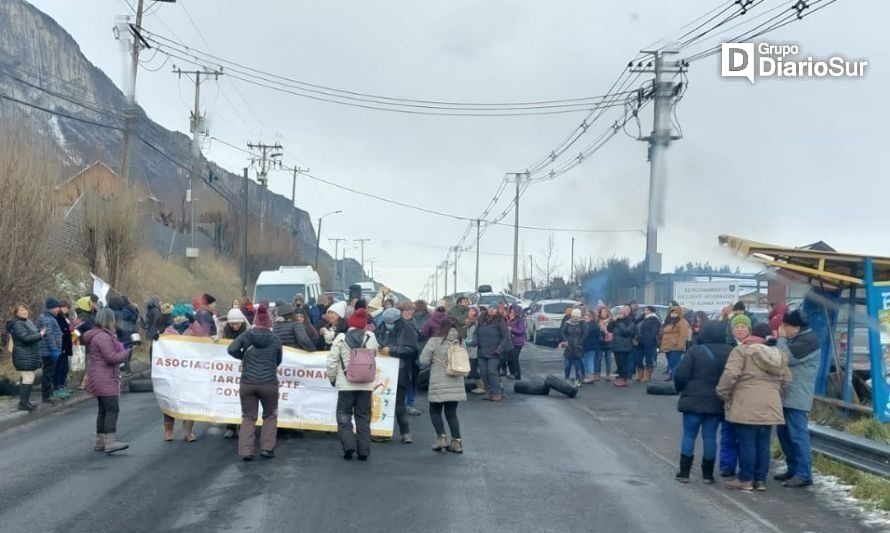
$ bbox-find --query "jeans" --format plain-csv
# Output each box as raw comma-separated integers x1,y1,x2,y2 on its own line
613,351,630,379
583,350,595,376
735,423,772,482
776,407,812,481
41,356,56,400
238,382,279,457
666,351,684,377
564,358,584,380
407,381,416,408
592,348,612,375
336,390,372,456
469,358,480,380
640,345,657,369
53,353,70,389
720,419,739,475
478,357,502,396
681,413,721,459
395,364,411,435
96,395,120,434
506,345,523,379
429,401,460,439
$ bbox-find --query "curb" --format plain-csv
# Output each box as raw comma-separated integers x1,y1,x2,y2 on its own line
0,369,151,435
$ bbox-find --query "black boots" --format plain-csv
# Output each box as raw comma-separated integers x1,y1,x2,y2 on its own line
701,458,716,484
676,454,693,483
17,384,36,412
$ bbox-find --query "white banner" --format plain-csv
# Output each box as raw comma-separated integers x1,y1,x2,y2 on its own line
673,281,740,312
152,336,399,437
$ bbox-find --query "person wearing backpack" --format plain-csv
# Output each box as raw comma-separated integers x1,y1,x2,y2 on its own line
327,308,379,461
420,316,468,454
673,321,733,484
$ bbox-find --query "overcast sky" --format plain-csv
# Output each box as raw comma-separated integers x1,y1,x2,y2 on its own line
28,0,890,299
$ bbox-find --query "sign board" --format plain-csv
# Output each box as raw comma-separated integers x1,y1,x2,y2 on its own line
672,281,740,312
152,336,400,437
867,283,890,422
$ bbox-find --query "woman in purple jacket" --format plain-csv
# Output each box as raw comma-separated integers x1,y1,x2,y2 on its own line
84,308,131,454
506,305,526,380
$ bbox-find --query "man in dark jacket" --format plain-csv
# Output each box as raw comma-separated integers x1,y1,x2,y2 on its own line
376,306,419,443
673,321,734,483
774,310,821,488
608,305,637,387
143,297,162,341
52,300,73,399
636,306,661,383
36,298,63,404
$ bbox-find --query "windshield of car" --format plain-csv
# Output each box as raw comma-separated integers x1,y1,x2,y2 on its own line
543,302,573,315
254,284,305,304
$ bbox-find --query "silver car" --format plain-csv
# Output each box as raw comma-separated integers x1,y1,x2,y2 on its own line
526,299,580,345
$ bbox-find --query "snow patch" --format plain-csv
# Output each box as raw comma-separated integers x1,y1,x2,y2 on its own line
812,471,890,530
48,114,67,149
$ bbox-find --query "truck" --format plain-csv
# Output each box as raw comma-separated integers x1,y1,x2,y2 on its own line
253,266,322,306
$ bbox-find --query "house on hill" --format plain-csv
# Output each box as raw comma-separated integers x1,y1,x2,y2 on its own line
53,160,157,212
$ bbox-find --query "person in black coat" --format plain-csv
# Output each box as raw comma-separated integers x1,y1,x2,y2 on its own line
52,300,74,398
273,304,316,352
376,306,420,442
673,320,733,483
608,305,637,387
7,304,47,411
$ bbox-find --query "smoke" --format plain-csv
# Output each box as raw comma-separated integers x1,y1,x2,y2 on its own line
581,270,609,306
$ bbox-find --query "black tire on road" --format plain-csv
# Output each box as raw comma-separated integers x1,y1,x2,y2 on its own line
646,383,678,396
544,374,578,398
513,379,550,396
129,379,154,393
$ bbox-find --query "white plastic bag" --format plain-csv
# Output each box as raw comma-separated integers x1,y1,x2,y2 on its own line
71,345,86,372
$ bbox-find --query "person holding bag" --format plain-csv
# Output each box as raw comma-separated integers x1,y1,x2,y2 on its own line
420,316,468,453
227,305,283,461
327,309,379,461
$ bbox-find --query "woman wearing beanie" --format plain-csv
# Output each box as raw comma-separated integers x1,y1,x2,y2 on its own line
559,308,588,387
84,308,131,454
319,301,349,349
326,308,379,460
161,303,202,441
717,321,791,491
420,316,467,453
221,307,250,439
227,305,283,461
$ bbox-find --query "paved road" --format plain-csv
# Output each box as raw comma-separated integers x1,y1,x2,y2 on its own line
0,345,880,533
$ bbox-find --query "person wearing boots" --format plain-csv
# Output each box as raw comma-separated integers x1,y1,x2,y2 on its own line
161,304,203,441
376,306,419,443
36,297,64,405
7,304,46,412
661,306,690,382
84,308,132,454
465,307,485,395
673,321,733,484
559,309,588,387
608,305,637,388
637,306,661,383
420,316,467,454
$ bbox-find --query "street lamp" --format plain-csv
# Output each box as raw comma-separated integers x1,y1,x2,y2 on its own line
315,210,342,270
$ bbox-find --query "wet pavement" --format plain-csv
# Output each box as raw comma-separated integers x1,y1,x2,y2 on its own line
0,345,881,532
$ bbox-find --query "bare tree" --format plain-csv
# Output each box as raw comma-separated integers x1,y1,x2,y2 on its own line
535,232,563,287
103,190,141,289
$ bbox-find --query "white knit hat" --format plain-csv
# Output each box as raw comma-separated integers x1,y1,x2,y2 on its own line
329,301,347,319
227,308,248,324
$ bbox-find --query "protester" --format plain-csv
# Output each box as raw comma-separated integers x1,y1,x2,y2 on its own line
581,309,602,384
474,305,511,401
7,304,45,411
36,297,63,405
774,309,820,488
768,302,789,337
143,297,162,343
319,301,349,349
637,306,661,383
273,303,316,351
327,309,378,461
394,302,422,417
717,322,791,491
376,305,419,443
52,299,74,399
84,308,131,454
419,304,449,342
194,293,218,338
412,300,432,333
221,307,250,440
240,298,256,325
719,313,757,478
161,303,203,441
506,305,526,380
227,305,283,461
448,296,470,329
596,307,614,382
310,295,332,325
661,306,690,382
420,316,467,453
725,301,756,345
673,321,734,484
559,308,587,386
609,305,637,388
465,306,485,394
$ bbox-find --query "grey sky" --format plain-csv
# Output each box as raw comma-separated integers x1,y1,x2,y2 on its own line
28,0,890,298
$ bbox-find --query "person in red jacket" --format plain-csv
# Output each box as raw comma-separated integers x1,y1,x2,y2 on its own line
768,302,789,337
84,308,131,454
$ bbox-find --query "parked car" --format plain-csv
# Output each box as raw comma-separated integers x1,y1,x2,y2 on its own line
526,299,580,345
322,291,346,303
470,286,530,310
610,304,670,322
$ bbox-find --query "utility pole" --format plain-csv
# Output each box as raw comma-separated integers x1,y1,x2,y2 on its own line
452,246,459,295
355,239,370,280
369,259,376,279
173,67,222,252
442,260,449,298
434,267,439,302
329,238,346,286
571,236,575,286
474,219,481,291
634,50,683,303
290,166,309,209
314,211,342,270
528,255,534,288
247,141,284,237
508,172,525,296
241,167,249,297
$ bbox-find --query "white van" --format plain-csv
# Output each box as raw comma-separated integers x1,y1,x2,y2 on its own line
253,266,322,306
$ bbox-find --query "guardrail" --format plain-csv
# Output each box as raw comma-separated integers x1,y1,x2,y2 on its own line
810,424,890,478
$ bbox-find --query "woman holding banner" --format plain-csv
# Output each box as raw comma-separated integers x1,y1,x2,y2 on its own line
161,304,203,442
227,305,283,461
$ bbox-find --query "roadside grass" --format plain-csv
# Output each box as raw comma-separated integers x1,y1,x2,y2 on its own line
813,453,890,512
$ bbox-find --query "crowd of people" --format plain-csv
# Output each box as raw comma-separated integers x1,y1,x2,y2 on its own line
549,298,819,491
